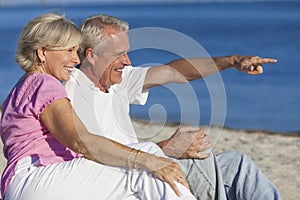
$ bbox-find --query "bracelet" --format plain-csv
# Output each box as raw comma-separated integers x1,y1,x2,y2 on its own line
134,149,141,170
127,148,135,169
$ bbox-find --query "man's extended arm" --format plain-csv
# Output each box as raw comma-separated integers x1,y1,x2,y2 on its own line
142,55,277,158
143,55,277,91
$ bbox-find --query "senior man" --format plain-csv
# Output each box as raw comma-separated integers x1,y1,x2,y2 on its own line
65,14,282,200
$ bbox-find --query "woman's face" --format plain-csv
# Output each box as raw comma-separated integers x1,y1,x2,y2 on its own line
42,45,80,81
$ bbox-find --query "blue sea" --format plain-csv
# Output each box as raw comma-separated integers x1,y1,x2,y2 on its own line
0,1,299,133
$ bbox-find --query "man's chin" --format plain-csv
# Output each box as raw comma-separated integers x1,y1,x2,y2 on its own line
112,77,122,85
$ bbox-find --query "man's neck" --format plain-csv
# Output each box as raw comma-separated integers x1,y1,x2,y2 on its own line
79,63,109,93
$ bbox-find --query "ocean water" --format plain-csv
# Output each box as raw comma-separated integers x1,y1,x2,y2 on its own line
0,1,299,133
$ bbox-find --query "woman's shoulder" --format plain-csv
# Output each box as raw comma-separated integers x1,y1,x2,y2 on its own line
2,73,67,117
27,73,59,83
18,73,66,102
22,73,63,90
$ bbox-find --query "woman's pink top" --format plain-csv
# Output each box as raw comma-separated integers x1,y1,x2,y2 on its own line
0,73,81,197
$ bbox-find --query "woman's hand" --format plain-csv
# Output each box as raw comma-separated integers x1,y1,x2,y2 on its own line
150,156,190,197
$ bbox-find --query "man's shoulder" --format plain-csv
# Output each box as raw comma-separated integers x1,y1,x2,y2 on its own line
67,68,92,86
64,68,87,94
123,65,149,77
70,68,82,81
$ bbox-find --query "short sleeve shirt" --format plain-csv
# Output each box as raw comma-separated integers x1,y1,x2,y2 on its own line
65,66,149,144
0,73,80,197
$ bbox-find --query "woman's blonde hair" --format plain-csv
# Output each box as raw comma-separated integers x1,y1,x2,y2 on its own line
15,13,82,72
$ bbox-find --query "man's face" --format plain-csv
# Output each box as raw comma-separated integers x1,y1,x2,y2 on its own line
94,29,131,89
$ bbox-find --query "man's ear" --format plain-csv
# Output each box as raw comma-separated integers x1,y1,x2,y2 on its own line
86,48,95,64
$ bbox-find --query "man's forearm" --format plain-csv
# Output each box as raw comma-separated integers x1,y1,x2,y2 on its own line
166,55,236,81
143,54,272,91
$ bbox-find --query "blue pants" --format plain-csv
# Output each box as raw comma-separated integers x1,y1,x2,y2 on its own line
177,151,282,200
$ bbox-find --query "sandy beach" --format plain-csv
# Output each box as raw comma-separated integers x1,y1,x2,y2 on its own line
134,120,300,200
0,115,299,199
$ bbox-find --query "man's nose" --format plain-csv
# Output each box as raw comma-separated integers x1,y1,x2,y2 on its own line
122,53,131,66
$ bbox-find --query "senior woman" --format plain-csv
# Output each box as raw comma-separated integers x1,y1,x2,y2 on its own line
0,13,195,200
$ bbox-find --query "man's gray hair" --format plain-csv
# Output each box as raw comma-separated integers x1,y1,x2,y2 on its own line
79,14,129,60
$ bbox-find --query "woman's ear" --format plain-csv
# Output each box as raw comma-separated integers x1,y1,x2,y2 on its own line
37,48,46,63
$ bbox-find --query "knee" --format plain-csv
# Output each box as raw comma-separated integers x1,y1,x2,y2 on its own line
216,150,255,168
217,150,248,160
228,151,253,164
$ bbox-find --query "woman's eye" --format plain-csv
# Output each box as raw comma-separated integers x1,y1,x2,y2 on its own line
67,47,77,52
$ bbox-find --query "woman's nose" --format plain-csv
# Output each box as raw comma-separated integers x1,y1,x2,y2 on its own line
73,52,81,65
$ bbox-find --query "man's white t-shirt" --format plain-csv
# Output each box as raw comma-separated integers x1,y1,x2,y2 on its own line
64,67,198,200
64,66,149,145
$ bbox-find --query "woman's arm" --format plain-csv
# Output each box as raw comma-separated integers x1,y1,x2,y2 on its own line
40,98,189,196
41,98,130,165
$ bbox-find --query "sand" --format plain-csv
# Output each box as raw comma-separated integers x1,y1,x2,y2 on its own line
134,120,300,200
0,115,299,199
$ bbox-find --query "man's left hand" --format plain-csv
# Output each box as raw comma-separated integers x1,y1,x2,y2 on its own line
157,127,212,159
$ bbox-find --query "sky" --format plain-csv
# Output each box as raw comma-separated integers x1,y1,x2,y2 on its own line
0,0,296,7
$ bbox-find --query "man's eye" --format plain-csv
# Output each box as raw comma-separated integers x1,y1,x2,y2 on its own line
115,52,125,57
